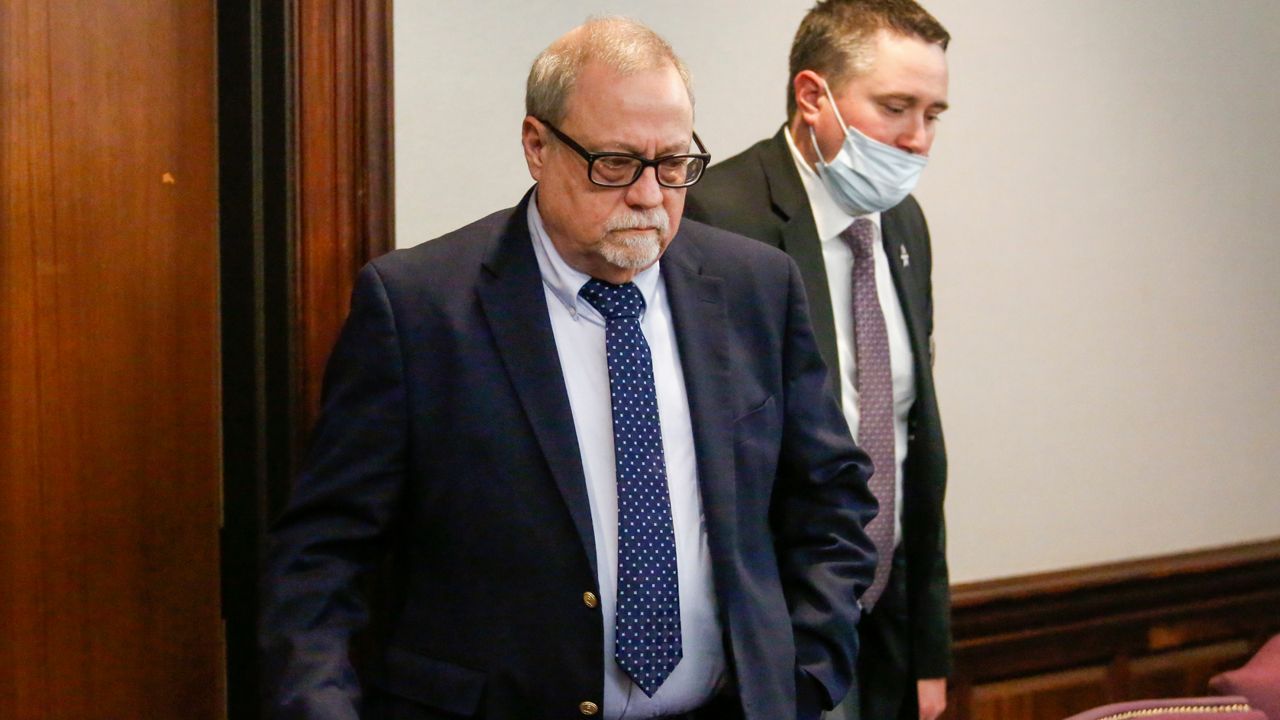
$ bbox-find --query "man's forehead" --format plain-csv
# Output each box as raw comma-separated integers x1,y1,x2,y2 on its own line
559,65,694,151
562,122,694,155
871,31,947,76
836,34,948,98
573,63,691,108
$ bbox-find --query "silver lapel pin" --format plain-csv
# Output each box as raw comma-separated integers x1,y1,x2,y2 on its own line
899,244,911,268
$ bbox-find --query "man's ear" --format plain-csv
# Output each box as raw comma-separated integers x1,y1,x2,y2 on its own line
793,70,827,127
522,116,548,181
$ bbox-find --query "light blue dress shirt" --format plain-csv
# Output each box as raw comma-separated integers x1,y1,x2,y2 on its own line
528,194,726,719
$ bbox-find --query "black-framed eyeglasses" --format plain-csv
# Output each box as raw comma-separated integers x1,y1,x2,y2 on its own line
538,118,711,189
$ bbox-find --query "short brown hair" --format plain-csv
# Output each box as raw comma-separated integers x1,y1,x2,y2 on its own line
787,0,949,117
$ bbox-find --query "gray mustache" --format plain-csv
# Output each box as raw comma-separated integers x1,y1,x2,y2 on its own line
605,209,669,235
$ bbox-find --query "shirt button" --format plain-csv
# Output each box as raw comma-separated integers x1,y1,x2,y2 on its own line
582,591,598,608
579,700,599,715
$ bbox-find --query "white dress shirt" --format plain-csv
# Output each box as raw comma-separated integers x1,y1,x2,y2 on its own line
528,194,725,718
784,127,916,546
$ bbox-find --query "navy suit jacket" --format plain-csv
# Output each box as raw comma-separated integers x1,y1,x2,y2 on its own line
260,190,878,720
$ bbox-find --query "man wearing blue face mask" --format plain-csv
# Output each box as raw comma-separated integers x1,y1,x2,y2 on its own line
685,2,951,719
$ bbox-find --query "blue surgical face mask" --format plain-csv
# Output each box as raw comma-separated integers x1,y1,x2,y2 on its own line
809,79,928,216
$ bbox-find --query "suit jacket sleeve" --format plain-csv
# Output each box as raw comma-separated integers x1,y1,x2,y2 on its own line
260,262,408,720
912,514,951,679
900,205,953,680
772,256,880,712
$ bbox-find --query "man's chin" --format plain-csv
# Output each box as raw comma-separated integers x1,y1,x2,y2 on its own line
600,232,663,271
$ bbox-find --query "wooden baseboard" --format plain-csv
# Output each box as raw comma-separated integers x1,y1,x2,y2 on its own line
944,538,1280,720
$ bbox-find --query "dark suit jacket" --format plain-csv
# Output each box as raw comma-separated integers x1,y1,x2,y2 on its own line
260,190,879,720
685,128,951,683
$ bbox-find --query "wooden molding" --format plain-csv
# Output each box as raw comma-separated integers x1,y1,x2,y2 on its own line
946,539,1280,719
292,0,394,440
952,539,1280,607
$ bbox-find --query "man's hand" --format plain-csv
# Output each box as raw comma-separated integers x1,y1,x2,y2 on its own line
917,678,947,720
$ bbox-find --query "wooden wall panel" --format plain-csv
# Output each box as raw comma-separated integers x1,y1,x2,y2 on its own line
969,667,1111,720
0,1,224,718
294,0,394,441
945,540,1280,720
1127,642,1253,700
1,3,55,715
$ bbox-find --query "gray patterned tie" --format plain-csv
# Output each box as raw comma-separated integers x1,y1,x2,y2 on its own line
844,217,895,610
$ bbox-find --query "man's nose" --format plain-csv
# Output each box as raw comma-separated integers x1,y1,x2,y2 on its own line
897,115,932,155
624,165,664,208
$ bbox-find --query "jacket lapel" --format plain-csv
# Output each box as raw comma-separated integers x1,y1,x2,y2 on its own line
879,207,930,373
660,235,739,569
476,192,598,577
759,129,842,396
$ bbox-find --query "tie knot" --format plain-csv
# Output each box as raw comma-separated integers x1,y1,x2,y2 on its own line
841,218,877,260
579,278,645,320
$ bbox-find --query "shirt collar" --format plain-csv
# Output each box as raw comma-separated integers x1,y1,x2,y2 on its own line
783,125,881,243
527,188,661,324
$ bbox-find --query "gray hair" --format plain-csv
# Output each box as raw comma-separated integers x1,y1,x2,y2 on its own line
526,16,694,125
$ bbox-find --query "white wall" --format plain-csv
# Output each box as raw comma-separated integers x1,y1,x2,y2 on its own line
394,1,1280,582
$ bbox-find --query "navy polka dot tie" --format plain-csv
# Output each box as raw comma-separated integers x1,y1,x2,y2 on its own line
579,278,682,697
844,218,895,611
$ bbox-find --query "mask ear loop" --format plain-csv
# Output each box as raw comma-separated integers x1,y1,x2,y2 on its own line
820,78,854,135
809,77,853,162
807,124,824,162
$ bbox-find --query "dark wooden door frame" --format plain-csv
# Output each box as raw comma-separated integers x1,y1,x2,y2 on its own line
292,0,395,442
217,1,293,717
219,1,392,717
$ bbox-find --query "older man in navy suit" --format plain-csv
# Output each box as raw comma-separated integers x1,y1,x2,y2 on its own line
261,17,877,720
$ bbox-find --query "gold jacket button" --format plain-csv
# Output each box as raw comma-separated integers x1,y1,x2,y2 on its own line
579,700,599,715
582,591,599,609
